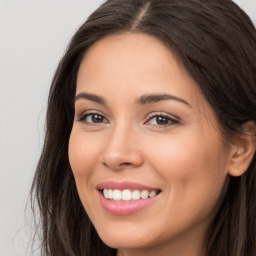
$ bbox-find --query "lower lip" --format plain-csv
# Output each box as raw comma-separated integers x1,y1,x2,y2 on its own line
98,191,159,215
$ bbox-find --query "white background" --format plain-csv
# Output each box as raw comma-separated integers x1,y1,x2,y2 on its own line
0,1,255,255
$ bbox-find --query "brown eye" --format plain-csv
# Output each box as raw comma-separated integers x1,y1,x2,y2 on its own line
79,113,108,124
155,116,170,125
91,114,104,123
145,115,179,126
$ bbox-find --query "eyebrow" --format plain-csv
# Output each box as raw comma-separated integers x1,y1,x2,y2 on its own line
136,94,191,107
74,92,191,107
74,93,106,104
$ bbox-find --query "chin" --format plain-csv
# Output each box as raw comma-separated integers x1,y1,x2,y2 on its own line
96,225,154,249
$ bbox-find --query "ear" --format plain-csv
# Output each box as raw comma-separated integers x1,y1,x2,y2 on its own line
228,121,256,177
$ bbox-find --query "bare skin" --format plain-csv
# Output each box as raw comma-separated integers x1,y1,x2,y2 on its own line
68,33,256,256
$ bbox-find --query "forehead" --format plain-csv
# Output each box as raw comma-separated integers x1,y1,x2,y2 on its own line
77,33,208,111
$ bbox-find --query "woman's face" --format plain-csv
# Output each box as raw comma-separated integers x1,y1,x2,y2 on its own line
69,33,233,255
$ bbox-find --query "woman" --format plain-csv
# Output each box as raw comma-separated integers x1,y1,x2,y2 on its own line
31,0,256,255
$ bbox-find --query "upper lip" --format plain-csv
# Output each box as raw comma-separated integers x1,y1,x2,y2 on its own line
96,181,161,191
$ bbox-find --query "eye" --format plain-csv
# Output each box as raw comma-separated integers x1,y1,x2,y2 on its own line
78,113,109,125
144,114,179,126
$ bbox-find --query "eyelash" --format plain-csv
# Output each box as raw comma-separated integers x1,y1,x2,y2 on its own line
144,113,179,127
77,112,179,128
77,112,109,125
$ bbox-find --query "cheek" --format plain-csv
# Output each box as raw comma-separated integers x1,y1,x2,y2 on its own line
139,133,229,242
68,129,104,203
145,130,229,214
68,129,104,215
148,129,227,174
68,129,101,176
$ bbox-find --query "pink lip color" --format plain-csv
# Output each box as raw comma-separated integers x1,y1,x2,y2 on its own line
98,192,159,215
97,181,161,215
97,181,159,191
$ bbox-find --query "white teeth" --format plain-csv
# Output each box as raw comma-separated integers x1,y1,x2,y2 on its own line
132,190,140,200
108,189,113,199
141,190,149,199
122,189,132,201
149,190,157,197
102,189,159,201
112,189,122,201
103,189,113,199
103,189,108,198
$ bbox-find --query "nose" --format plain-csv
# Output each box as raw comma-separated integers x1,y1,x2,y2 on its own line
101,124,144,170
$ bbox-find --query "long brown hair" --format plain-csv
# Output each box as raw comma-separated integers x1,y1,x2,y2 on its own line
31,0,256,255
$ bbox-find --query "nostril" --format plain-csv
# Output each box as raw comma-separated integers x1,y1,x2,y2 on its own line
120,162,132,166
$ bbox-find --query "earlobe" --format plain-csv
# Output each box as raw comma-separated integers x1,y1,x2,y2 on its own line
228,121,256,177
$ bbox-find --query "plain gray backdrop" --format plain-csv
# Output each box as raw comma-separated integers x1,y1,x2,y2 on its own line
0,1,255,255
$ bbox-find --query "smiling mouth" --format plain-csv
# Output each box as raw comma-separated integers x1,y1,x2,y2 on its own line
97,182,162,215
100,189,161,201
